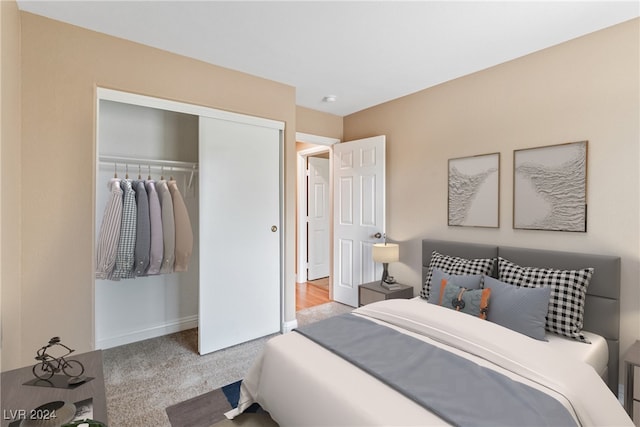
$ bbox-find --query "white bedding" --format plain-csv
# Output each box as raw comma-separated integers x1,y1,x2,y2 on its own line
230,298,630,426
547,331,609,376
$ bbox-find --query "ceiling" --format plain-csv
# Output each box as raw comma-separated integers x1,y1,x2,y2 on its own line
16,1,639,117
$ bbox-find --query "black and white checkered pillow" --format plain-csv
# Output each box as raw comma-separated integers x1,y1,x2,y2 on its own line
497,257,593,343
421,251,495,300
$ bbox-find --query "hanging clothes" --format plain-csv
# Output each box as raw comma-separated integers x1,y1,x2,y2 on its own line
133,180,150,276
112,180,137,279
95,178,123,279
168,180,194,272
96,164,195,281
156,180,175,274
145,180,163,275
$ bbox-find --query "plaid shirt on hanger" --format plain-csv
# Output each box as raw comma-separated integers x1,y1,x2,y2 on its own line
112,179,137,280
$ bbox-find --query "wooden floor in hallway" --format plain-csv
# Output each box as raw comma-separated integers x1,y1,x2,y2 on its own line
296,277,330,311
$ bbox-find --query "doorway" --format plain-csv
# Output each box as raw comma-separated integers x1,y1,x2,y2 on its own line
296,133,339,311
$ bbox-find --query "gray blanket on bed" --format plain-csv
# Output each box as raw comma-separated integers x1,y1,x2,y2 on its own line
295,313,578,427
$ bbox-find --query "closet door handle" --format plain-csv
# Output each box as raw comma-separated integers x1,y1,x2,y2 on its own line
271,225,278,232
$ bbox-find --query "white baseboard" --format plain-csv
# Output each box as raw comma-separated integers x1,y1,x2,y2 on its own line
282,318,298,333
96,315,198,349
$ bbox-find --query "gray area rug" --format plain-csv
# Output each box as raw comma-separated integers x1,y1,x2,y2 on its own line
103,302,352,426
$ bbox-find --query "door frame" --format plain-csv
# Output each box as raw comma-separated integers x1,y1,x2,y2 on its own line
296,133,339,286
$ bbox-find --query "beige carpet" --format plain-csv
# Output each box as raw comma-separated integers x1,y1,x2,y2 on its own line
295,300,352,325
103,301,352,427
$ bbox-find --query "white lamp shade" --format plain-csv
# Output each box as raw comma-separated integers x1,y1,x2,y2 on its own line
372,243,399,263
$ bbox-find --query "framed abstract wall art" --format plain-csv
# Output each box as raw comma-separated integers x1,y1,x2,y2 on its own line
448,152,500,228
513,140,587,232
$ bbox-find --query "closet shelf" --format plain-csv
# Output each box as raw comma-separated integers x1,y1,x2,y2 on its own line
98,155,198,174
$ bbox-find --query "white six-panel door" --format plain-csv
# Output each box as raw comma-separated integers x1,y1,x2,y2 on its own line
307,156,330,280
333,136,386,307
198,116,282,355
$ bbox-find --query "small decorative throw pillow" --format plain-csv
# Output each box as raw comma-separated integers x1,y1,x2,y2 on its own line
483,275,551,341
438,281,491,320
421,251,495,300
427,269,484,305
497,257,593,343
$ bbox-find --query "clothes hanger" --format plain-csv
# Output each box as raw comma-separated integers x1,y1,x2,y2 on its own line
114,162,118,179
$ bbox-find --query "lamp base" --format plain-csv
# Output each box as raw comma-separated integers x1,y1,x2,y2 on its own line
379,263,400,290
380,280,401,291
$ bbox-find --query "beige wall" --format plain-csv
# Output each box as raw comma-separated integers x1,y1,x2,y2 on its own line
1,0,23,370
7,12,297,369
344,18,640,378
296,106,343,141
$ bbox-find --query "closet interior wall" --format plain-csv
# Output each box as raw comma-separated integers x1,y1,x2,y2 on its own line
95,100,200,349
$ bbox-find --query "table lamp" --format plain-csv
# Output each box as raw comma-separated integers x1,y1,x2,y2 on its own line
372,242,399,290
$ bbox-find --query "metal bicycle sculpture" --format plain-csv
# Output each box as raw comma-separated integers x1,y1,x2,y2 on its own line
32,337,85,380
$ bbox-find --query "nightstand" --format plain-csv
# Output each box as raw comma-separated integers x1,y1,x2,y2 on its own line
624,340,640,425
1,350,107,427
358,281,413,307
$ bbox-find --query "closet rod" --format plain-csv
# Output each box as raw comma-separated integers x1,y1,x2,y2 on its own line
98,155,198,174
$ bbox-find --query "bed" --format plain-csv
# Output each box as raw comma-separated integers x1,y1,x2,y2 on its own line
228,239,631,426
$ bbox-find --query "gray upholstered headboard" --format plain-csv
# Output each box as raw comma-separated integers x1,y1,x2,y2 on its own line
422,239,621,394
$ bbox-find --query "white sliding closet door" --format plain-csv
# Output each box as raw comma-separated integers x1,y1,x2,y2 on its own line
199,116,282,355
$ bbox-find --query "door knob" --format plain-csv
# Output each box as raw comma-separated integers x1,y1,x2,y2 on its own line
373,232,382,239
271,225,278,232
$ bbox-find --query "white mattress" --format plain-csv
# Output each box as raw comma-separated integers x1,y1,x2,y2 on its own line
546,331,608,376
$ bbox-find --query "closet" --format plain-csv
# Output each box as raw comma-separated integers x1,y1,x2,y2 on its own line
95,88,283,355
